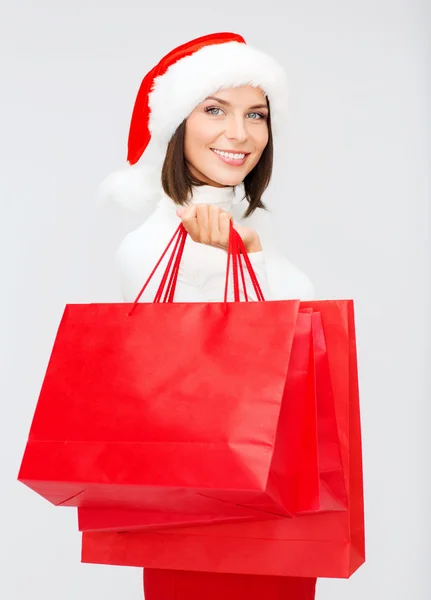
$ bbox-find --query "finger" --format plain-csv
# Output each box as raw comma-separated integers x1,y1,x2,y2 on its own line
196,204,210,244
218,211,233,249
180,205,199,240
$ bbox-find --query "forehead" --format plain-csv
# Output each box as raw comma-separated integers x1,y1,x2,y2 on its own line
205,85,268,105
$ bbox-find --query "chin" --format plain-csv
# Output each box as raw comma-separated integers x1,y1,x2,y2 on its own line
207,170,247,187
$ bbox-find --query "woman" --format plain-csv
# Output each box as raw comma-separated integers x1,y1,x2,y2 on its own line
104,32,317,599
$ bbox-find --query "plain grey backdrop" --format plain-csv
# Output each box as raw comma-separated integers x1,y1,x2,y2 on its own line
1,1,429,598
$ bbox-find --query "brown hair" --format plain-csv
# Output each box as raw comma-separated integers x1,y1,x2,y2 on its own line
161,102,273,218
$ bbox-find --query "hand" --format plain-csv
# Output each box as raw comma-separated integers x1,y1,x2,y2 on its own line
176,204,262,253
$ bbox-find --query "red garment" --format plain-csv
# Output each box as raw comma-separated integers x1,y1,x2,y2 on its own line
144,569,317,599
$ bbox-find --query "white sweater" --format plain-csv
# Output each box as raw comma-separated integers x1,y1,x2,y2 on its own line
116,184,315,303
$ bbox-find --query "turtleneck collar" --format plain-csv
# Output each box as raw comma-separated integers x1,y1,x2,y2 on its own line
158,184,237,213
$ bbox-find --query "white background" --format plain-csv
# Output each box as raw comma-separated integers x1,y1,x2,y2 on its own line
1,1,429,598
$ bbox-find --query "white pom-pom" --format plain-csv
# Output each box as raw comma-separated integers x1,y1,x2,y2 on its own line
98,163,162,214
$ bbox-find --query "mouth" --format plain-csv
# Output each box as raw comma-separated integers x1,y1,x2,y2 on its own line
210,148,250,166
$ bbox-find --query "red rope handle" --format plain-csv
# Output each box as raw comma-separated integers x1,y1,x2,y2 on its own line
224,221,234,303
235,233,265,301
165,227,187,303
225,224,264,302
231,225,240,302
154,226,184,303
224,221,245,302
128,224,185,315
129,220,265,314
230,225,248,302
237,247,249,302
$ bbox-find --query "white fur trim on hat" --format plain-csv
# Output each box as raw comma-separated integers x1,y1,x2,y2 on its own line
98,163,162,214
148,41,288,148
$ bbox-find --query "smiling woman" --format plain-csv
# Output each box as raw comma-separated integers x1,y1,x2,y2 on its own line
100,31,316,599
109,32,314,296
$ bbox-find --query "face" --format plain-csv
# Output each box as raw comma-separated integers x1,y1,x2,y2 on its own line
184,85,269,187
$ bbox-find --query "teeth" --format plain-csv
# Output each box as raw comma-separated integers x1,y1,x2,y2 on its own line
212,149,245,160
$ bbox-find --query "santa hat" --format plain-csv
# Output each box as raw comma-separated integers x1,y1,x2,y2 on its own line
100,32,288,213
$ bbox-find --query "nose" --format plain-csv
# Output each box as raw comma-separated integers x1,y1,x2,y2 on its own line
225,115,248,144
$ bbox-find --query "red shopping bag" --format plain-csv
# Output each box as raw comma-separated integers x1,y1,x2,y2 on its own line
295,310,347,513
77,308,346,533
81,300,364,578
19,225,319,518
78,507,279,533
77,311,313,532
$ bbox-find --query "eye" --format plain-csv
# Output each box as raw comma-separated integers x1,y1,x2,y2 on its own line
205,107,224,116
247,112,267,120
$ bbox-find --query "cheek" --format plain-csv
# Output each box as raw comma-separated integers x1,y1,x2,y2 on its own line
246,127,269,166
255,125,269,152
184,115,217,158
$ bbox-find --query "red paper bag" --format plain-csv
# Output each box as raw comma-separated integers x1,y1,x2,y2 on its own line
81,300,364,579
294,311,346,513
77,308,309,530
77,308,314,533
77,308,346,533
19,225,325,519
18,299,302,515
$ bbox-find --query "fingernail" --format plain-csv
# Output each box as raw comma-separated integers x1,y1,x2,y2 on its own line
176,207,185,217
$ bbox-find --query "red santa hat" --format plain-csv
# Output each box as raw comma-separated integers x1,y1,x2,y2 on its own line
100,32,288,212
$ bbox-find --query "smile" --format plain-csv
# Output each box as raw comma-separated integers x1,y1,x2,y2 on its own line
211,148,247,160
210,148,249,167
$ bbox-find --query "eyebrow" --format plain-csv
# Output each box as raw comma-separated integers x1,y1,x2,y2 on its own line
204,96,269,110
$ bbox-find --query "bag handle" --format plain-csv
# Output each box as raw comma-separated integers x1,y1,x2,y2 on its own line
231,225,265,302
129,221,264,314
